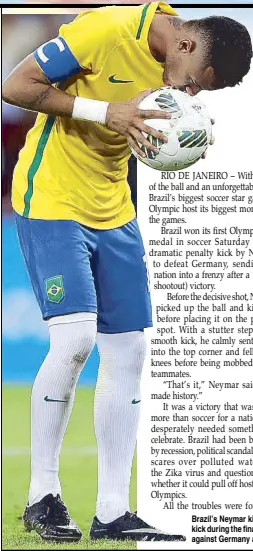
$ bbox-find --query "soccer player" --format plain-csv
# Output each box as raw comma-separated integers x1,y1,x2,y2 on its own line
3,1,252,543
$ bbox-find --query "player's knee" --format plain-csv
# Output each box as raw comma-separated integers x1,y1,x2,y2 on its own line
70,325,97,365
50,320,97,365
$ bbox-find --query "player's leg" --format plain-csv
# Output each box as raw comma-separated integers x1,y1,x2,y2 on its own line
28,313,97,504
94,330,146,521
14,213,97,542
89,218,186,541
91,219,148,521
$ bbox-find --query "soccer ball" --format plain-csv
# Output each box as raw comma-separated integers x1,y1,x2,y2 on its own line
129,87,212,171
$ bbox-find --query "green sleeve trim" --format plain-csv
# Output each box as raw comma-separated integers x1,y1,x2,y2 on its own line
136,3,151,40
23,115,55,217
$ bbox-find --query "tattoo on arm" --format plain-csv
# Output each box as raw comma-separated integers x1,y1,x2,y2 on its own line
24,83,52,110
18,80,52,112
35,85,51,106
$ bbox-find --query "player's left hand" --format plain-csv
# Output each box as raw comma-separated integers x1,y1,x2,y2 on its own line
202,118,215,159
106,90,171,158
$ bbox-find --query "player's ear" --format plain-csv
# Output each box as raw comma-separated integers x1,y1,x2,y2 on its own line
179,39,196,54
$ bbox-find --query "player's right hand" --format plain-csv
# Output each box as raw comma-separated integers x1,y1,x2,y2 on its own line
106,89,171,157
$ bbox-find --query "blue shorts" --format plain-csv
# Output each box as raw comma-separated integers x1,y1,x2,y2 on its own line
14,213,152,334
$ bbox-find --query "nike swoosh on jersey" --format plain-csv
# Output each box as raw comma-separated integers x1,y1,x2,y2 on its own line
132,399,141,404
109,74,134,84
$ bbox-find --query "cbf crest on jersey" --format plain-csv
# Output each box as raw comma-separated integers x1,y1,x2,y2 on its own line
45,275,64,303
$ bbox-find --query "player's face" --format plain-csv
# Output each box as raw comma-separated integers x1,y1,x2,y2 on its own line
163,41,217,95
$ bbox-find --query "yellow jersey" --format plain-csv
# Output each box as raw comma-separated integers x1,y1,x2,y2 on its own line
12,2,178,229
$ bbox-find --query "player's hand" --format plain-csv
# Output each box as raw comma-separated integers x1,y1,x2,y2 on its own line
106,89,171,157
202,118,215,159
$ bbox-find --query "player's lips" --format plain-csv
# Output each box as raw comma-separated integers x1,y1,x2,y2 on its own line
173,85,193,95
185,86,192,94
163,78,188,93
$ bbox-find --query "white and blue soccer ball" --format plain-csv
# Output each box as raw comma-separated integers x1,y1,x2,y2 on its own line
130,87,212,171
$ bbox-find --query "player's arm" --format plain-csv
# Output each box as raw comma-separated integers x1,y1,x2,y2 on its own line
2,53,76,117
2,36,169,156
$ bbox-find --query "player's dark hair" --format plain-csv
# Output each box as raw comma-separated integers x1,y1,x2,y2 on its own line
184,16,252,88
